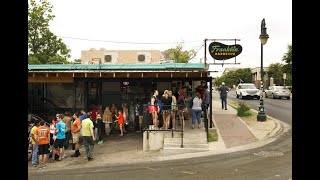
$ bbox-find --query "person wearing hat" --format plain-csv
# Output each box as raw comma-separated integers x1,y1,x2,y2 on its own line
218,82,229,110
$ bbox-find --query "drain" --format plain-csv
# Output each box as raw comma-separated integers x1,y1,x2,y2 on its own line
253,151,284,157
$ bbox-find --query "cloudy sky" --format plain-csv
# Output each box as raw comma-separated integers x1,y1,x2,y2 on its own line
47,0,292,76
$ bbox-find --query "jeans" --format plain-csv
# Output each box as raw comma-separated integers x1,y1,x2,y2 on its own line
32,144,39,165
221,96,227,109
192,109,202,125
83,136,94,159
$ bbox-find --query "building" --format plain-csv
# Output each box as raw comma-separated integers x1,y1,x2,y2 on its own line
81,49,165,64
28,63,212,121
251,67,269,89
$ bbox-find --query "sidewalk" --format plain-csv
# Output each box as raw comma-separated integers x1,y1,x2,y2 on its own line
28,92,289,172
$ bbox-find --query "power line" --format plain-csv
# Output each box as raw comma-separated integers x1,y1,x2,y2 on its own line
57,36,202,45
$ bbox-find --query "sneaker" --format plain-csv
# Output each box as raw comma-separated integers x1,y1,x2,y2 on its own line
88,157,94,161
97,140,102,144
71,153,79,157
32,164,37,167
62,155,67,159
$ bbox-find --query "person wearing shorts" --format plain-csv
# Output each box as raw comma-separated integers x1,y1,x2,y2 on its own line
36,120,50,169
52,118,66,161
71,113,81,157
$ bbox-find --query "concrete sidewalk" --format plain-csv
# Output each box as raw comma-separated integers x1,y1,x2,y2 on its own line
28,92,290,173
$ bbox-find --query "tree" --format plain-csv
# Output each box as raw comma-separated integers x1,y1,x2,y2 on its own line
70,59,82,64
214,68,252,87
165,43,196,63
267,63,284,86
28,0,71,64
282,44,292,74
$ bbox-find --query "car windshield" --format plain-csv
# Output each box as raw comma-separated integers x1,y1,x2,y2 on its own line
240,84,256,89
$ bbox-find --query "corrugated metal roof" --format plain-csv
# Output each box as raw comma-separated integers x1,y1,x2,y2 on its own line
28,63,205,71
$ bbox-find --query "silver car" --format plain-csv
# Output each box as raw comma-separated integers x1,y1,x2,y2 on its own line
265,86,291,99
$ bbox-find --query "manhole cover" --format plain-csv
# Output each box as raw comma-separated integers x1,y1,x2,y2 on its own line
253,151,284,157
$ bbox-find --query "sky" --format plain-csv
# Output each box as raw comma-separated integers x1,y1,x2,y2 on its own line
46,0,292,77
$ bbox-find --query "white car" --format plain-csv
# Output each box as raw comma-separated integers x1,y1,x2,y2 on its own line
265,86,291,99
236,83,260,99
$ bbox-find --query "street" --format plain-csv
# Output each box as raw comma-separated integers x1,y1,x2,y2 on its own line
28,90,292,180
227,89,292,124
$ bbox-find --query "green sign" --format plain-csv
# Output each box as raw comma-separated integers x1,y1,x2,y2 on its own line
208,42,242,60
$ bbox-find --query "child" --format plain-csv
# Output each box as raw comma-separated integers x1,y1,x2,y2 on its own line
115,110,124,136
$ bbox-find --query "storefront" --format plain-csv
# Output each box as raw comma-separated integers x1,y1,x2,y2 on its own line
28,63,212,125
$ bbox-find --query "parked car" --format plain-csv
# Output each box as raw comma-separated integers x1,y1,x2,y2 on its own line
265,86,291,99
236,83,260,99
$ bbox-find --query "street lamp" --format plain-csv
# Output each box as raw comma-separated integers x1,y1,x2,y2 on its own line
257,18,269,122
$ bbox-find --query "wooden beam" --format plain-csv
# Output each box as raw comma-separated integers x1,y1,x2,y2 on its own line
46,73,48,77
28,76,74,83
156,73,158,77
33,72,35,77
201,72,203,77
113,73,115,78
127,73,129,78
171,73,173,78
73,73,75,77
100,72,102,77
85,73,87,77
186,72,188,77
56,73,58,77
142,73,143,78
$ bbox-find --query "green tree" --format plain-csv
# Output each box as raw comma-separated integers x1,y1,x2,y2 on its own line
214,68,252,87
28,0,71,64
267,63,284,86
70,59,82,64
165,43,196,63
281,44,292,86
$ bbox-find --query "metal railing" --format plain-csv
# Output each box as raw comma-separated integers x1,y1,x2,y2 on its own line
142,104,189,148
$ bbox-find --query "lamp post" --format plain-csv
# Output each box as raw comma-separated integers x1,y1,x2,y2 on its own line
257,18,269,122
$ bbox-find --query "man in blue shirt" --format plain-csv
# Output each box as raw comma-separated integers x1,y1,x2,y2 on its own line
51,119,66,161
80,109,87,122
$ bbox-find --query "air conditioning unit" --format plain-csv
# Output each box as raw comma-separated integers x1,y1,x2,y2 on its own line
137,52,151,63
103,52,118,64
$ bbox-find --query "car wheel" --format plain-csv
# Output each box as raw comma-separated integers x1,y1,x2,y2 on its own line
236,93,239,98
271,93,275,99
286,97,290,100
265,92,268,98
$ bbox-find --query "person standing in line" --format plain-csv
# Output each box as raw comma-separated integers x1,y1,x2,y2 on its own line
218,82,229,110
80,109,87,122
168,90,177,129
71,113,81,157
202,85,211,129
97,113,104,144
81,113,96,161
36,120,50,169
134,99,140,132
190,90,203,129
150,90,159,129
102,106,112,135
31,119,40,167
49,117,57,154
161,90,172,130
51,116,66,161
63,112,72,151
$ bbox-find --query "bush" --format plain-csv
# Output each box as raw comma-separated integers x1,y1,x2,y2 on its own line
237,101,252,117
208,132,218,142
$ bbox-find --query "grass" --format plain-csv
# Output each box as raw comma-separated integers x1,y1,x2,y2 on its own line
208,131,218,142
228,101,272,126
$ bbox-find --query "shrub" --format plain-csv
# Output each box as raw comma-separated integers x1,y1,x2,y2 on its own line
208,132,218,142
237,101,252,117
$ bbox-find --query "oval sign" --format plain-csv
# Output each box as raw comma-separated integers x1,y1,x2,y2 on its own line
208,42,242,60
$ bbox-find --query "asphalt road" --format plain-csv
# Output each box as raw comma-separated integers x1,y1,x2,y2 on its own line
29,90,292,180
226,90,292,125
